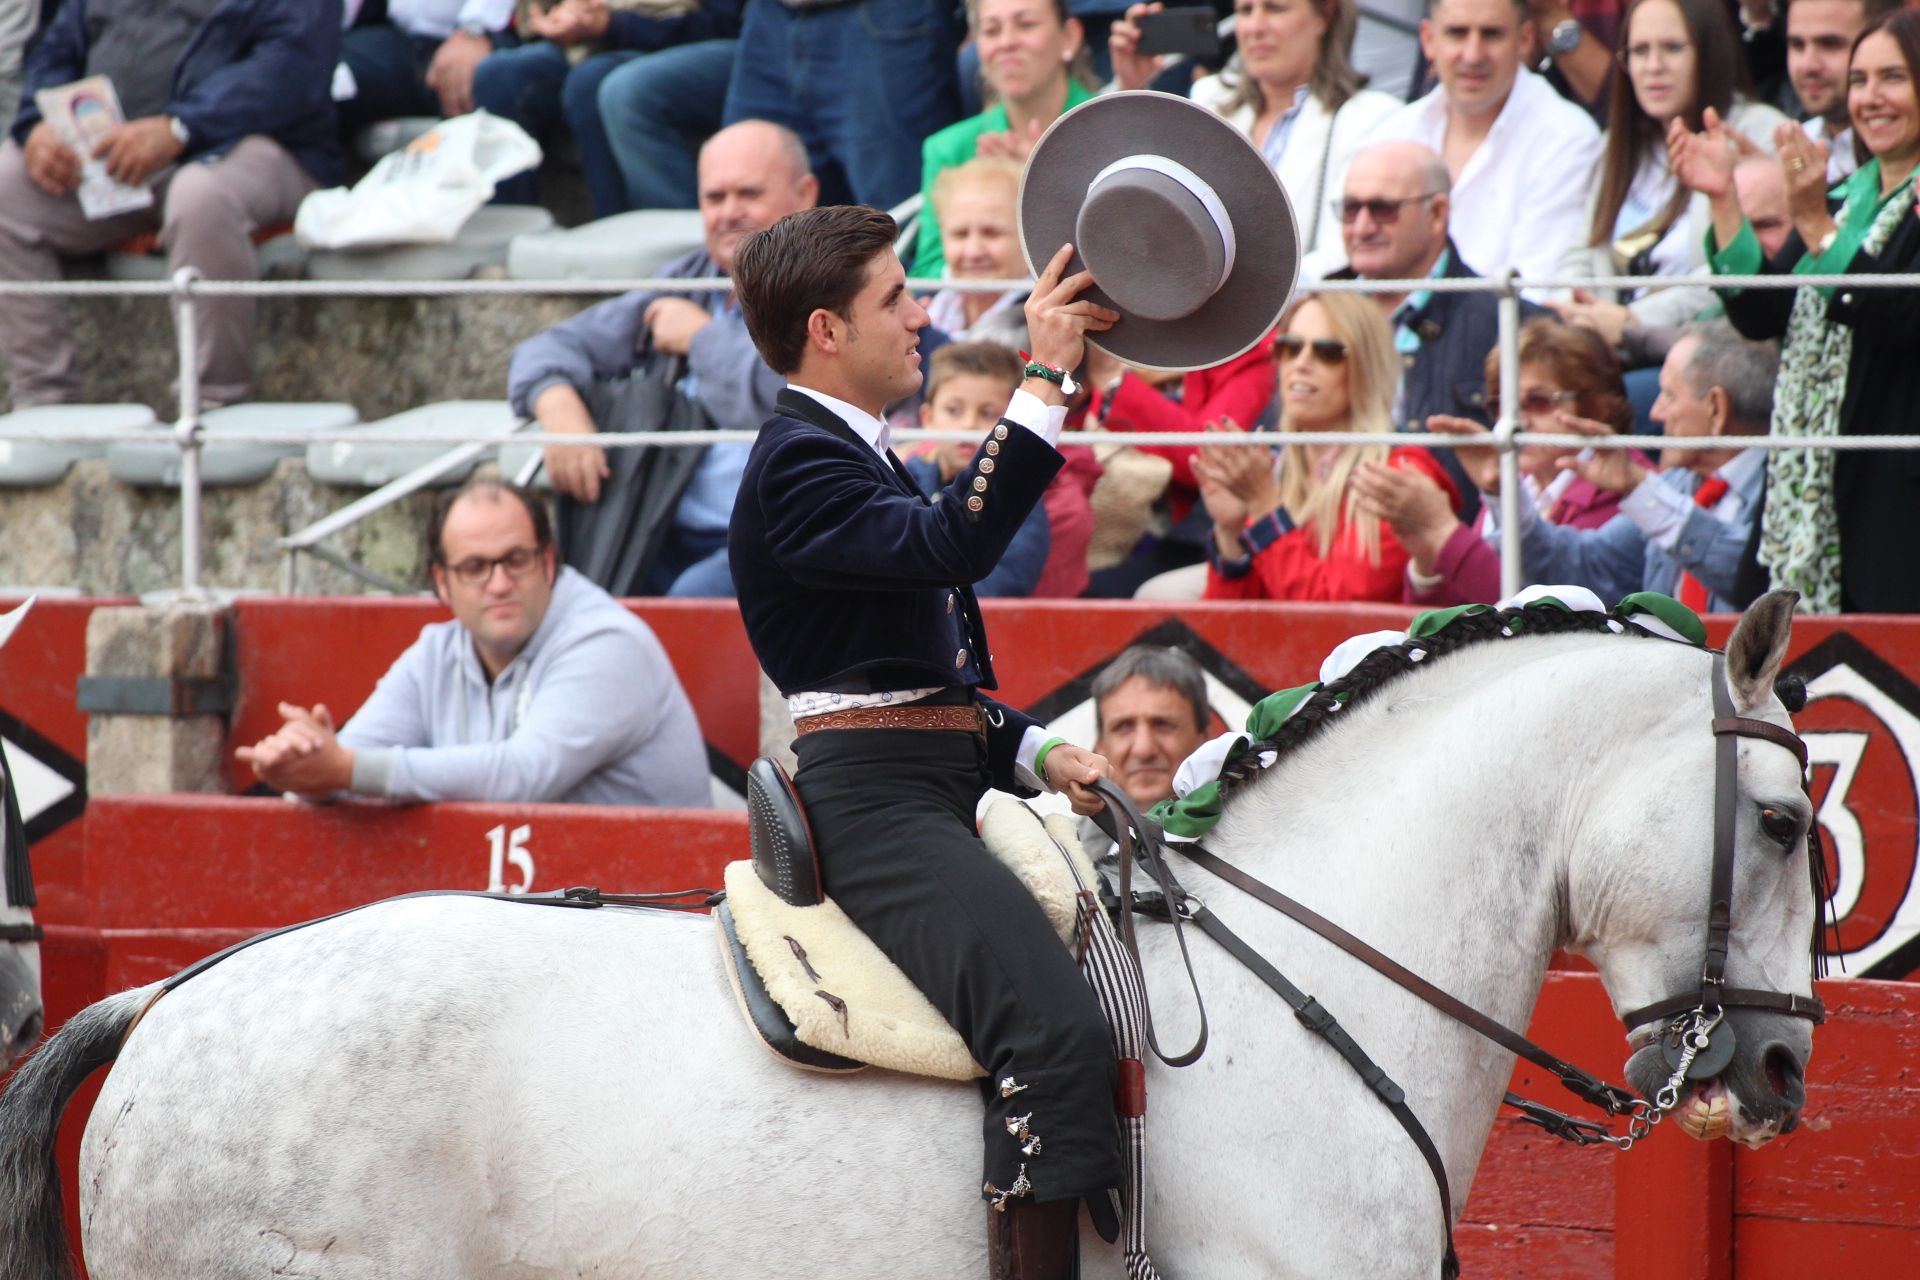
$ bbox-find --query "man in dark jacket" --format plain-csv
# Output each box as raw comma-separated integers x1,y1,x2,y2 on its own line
0,0,340,409
729,205,1120,1278
506,119,815,596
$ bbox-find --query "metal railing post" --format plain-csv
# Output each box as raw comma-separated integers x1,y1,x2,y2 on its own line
171,266,205,600
1494,269,1523,599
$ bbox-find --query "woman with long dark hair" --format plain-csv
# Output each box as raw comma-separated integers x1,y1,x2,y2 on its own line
1558,0,1790,333
1675,8,1920,612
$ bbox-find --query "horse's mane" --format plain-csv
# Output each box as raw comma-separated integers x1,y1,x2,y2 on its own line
1214,602,1660,807
1210,599,1837,975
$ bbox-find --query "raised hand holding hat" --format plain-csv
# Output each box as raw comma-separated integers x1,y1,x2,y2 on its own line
1020,91,1299,373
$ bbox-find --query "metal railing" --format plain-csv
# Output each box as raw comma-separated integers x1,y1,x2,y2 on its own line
3,266,1917,601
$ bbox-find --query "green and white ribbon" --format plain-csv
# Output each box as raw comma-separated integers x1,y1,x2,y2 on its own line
1147,588,1698,843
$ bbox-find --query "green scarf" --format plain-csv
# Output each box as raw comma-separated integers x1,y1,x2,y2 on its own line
1760,160,1917,613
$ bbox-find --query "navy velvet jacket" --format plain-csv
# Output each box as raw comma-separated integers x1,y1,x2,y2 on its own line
729,388,1062,792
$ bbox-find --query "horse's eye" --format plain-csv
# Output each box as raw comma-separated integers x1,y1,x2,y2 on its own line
1760,807,1803,847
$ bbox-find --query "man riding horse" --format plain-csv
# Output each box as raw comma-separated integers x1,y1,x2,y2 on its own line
728,205,1123,1278
726,94,1298,1279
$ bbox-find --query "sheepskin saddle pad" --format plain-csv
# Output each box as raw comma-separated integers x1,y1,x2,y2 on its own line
715,799,1099,1079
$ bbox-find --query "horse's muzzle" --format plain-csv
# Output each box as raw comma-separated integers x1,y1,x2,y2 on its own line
0,949,43,1067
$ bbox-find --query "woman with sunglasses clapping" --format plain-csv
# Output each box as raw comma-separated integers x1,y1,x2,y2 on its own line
1348,319,1639,607
1196,294,1461,602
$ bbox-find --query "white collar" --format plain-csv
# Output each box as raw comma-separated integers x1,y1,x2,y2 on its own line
1716,446,1766,496
787,383,892,461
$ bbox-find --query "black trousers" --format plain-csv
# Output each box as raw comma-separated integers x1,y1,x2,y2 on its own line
793,724,1123,1204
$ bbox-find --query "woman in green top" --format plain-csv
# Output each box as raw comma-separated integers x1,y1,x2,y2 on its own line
1671,8,1920,614
912,0,1095,280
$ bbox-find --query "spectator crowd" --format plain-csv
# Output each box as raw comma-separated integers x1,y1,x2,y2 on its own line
7,0,1920,816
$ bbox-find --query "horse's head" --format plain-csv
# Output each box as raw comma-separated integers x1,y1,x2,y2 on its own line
1573,591,1821,1149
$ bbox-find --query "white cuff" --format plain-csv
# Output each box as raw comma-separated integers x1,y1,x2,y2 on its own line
1014,722,1052,792
1004,388,1069,448
1407,559,1446,593
1620,475,1689,552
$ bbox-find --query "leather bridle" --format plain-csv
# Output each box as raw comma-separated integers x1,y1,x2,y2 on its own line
1098,646,1832,1279
1615,650,1826,1108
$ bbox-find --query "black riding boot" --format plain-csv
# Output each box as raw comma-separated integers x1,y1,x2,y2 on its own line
987,1199,1079,1280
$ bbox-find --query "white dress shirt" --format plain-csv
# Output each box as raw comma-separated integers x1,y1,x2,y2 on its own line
1618,448,1766,553
386,0,515,40
1372,69,1602,285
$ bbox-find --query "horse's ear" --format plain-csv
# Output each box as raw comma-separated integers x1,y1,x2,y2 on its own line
1725,590,1798,713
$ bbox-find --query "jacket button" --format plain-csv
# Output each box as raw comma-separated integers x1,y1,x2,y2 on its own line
993,424,1009,440
956,648,968,668
978,457,995,474
1841,292,1854,304
966,495,984,512
946,592,955,613
972,475,988,492
986,440,1001,456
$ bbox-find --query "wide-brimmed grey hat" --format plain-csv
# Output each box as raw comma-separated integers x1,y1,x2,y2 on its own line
1019,91,1299,373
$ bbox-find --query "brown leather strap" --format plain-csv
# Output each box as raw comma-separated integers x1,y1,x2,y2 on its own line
1178,843,1638,1113
1711,715,1810,771
795,704,985,735
1621,987,1826,1029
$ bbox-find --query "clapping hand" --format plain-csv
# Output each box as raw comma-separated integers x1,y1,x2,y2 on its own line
975,118,1047,164
1424,415,1501,494
1349,457,1458,565
1667,107,1755,199
1773,121,1835,234
1196,417,1280,554
1549,412,1649,494
235,701,353,794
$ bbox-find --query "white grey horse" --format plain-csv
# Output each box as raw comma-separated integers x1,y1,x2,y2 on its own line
0,594,1823,1280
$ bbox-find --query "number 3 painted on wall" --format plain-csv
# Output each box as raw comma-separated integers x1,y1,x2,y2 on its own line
485,823,535,894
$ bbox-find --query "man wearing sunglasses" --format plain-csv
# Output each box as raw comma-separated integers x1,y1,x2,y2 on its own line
1327,139,1547,516
236,480,709,809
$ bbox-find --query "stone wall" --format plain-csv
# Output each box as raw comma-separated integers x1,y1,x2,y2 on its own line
0,290,606,594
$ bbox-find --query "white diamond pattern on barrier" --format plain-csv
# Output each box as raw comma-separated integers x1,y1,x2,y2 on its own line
1,737,75,827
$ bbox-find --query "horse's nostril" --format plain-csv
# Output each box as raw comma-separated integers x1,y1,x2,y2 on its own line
1764,1044,1804,1102
5,1008,42,1059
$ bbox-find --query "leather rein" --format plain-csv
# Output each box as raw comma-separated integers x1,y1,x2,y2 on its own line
1095,650,1829,1279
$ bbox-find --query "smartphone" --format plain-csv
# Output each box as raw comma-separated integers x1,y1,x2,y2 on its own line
1135,6,1222,59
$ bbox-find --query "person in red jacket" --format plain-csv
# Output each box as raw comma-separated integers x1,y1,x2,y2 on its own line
1079,324,1278,596
1199,293,1460,602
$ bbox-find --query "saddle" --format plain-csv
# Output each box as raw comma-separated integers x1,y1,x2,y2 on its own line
715,758,1095,1079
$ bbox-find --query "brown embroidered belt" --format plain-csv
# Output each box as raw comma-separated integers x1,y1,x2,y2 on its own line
794,703,985,735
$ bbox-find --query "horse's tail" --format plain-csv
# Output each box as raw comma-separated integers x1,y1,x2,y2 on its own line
0,984,155,1280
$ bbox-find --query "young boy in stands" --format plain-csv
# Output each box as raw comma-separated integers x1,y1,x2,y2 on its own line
908,341,1051,597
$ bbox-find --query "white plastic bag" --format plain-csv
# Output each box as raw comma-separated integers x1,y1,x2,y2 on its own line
294,110,542,250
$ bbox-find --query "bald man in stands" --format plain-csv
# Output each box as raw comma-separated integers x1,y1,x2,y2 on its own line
507,119,819,597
